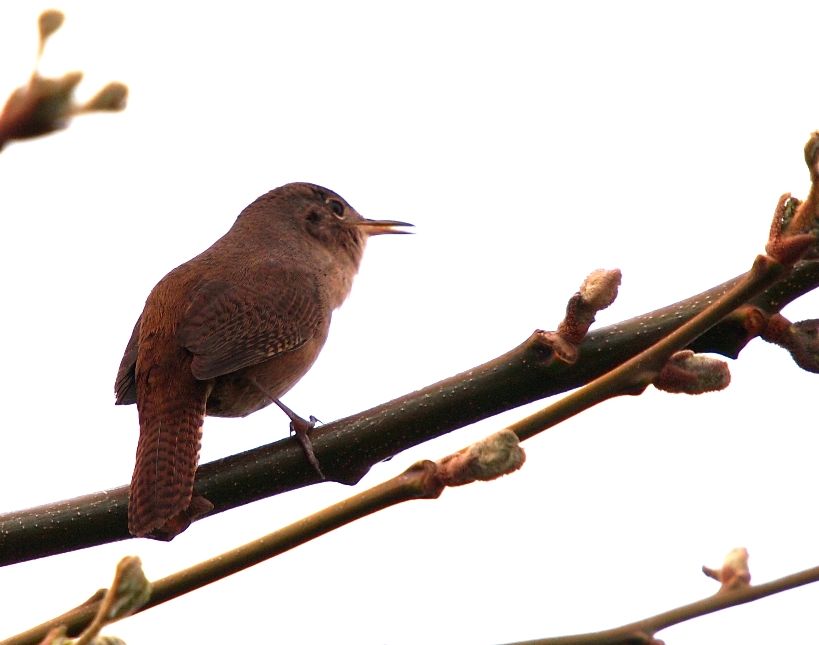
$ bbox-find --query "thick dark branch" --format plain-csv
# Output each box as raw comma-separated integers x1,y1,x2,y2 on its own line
1,260,817,565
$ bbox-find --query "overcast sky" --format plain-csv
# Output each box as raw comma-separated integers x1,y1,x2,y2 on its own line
1,2,819,644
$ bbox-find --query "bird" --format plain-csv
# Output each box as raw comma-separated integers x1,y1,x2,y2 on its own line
114,182,411,539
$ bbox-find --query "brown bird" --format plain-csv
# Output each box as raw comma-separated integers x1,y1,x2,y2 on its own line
115,183,411,539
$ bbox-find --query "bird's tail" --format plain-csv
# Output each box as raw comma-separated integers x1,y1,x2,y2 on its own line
129,372,209,539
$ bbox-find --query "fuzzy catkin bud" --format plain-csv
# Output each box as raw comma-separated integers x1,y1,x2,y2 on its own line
437,430,525,486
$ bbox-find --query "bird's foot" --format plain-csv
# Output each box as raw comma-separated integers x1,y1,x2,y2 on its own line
274,400,325,479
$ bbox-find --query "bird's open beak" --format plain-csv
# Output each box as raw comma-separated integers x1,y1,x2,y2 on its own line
355,218,414,235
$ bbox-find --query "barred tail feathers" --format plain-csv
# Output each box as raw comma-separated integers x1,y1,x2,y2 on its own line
129,380,207,538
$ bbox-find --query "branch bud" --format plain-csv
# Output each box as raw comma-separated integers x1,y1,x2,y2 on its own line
437,430,525,487
38,10,65,54
654,350,731,394
702,547,751,593
82,82,129,113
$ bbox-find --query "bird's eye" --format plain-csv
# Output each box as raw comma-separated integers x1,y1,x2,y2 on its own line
326,198,345,219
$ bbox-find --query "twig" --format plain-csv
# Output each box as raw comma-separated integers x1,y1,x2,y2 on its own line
4,214,817,641
2,133,818,570
1,461,444,645
2,236,816,641
1,259,817,565
0,10,126,152
508,254,786,442
499,563,819,645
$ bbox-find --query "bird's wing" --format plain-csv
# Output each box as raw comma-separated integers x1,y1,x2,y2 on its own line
114,315,141,405
176,268,326,381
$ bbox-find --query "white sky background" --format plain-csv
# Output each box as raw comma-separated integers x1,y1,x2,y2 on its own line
1,2,818,643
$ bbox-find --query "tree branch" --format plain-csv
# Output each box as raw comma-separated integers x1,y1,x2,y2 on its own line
0,10,126,152
500,563,819,645
1,259,817,566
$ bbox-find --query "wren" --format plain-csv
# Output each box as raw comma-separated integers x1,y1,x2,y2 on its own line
115,183,411,539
